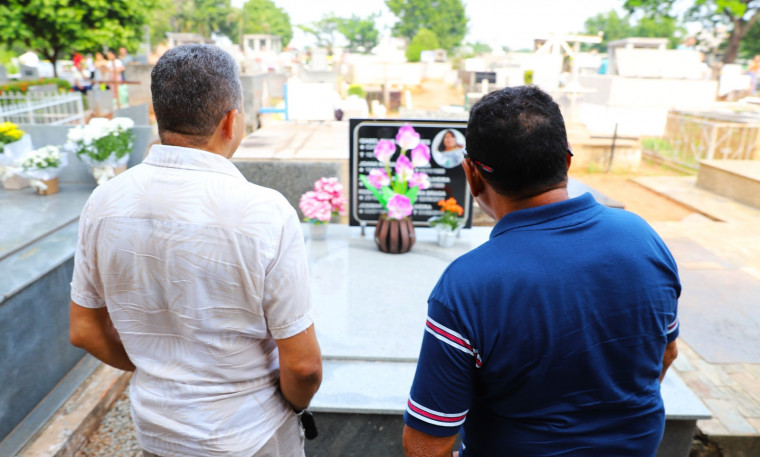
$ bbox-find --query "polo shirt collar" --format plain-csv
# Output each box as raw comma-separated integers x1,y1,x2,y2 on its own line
490,192,601,239
143,144,245,180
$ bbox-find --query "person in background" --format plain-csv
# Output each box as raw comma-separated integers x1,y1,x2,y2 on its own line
72,60,92,95
102,50,124,86
69,44,322,457
748,55,760,94
93,52,108,84
403,85,680,457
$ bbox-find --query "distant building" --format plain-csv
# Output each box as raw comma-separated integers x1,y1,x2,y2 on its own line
243,34,282,56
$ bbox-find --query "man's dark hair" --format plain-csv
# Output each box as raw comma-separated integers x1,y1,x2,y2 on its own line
465,86,569,198
151,44,242,142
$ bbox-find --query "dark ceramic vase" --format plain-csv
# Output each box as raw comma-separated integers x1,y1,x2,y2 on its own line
374,214,415,254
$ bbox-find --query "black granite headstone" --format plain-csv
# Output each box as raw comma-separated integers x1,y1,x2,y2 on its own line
348,118,473,227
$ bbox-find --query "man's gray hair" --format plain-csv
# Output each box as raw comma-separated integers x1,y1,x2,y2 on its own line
151,44,242,139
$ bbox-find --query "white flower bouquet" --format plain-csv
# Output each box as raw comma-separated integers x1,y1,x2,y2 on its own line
16,145,68,194
66,117,134,184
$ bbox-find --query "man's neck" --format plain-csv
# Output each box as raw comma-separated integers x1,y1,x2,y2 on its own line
489,183,570,220
160,132,229,158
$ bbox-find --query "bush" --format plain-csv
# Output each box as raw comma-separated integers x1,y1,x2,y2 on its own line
348,84,365,98
523,70,534,85
406,28,440,63
0,78,72,95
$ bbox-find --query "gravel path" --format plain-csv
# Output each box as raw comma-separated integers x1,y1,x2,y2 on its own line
76,392,141,457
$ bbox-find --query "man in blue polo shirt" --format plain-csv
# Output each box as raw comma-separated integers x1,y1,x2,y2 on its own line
403,86,680,457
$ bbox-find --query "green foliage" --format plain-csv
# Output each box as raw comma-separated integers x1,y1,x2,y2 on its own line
337,14,380,53
523,69,533,85
298,15,342,50
624,0,760,63
148,0,176,46
386,0,468,51
583,10,633,52
469,42,492,55
173,0,237,39
740,18,760,58
0,0,157,77
406,28,440,62
0,78,71,94
582,10,684,52
238,0,293,47
347,84,366,98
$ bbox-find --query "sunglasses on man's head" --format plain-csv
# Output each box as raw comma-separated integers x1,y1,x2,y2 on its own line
462,147,574,174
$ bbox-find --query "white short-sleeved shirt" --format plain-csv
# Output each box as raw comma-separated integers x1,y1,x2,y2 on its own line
71,145,313,457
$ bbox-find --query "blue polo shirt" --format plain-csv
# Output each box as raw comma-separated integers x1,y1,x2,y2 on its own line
405,193,680,457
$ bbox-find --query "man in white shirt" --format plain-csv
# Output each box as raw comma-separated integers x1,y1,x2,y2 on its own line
69,44,322,457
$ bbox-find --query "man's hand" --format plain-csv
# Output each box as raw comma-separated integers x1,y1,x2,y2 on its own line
403,425,457,457
275,324,322,411
69,301,135,372
660,339,678,382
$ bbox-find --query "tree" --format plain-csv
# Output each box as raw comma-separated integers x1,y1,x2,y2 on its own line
468,42,492,55
624,0,760,63
0,0,157,76
582,9,685,51
172,0,237,40
583,10,633,52
406,28,439,62
238,0,293,47
386,0,468,51
740,18,760,57
298,15,342,50
337,14,380,53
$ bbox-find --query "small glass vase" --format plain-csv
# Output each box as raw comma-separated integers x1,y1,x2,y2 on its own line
308,222,328,240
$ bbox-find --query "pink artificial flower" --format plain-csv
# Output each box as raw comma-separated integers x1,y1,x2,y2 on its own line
408,172,430,190
395,123,420,151
368,168,390,189
386,193,413,220
314,177,343,197
299,191,333,222
394,154,414,182
331,195,347,215
373,139,396,164
411,142,431,167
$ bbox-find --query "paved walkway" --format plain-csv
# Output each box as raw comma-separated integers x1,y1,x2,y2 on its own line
634,176,760,445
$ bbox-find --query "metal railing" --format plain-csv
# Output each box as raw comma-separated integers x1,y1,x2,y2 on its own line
0,91,85,125
664,110,760,162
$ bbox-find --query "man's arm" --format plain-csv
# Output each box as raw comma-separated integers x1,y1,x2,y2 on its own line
660,339,678,382
69,301,135,372
275,324,322,411
403,425,457,457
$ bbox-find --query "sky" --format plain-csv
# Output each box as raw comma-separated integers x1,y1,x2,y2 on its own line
238,0,629,50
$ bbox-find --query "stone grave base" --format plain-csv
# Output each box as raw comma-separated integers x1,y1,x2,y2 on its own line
697,160,760,210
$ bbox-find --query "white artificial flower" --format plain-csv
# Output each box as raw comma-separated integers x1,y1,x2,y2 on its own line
110,117,134,132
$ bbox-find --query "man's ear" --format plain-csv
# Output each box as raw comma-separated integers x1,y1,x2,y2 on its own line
462,158,484,198
566,150,572,171
220,109,239,140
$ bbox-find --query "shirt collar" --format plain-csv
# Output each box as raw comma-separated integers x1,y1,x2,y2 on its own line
490,193,601,239
143,144,246,180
